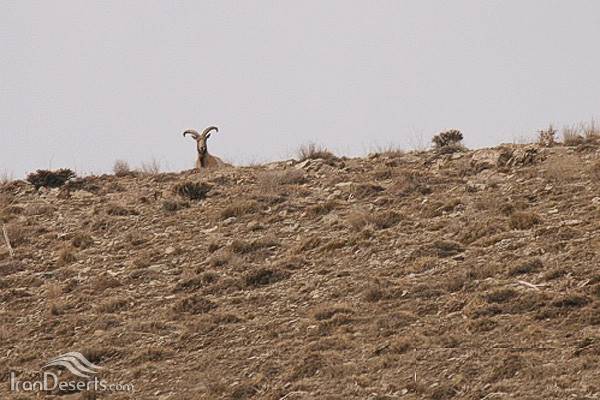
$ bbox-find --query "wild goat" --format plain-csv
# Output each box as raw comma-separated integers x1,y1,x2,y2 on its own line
183,126,230,170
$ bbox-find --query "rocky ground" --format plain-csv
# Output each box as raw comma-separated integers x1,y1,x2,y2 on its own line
1,141,600,399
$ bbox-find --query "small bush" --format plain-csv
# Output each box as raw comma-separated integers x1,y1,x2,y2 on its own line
113,160,133,177
26,169,76,189
173,181,211,201
297,143,338,162
538,124,557,147
432,130,464,153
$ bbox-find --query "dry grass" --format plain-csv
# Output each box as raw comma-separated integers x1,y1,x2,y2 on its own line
0,171,13,185
244,267,289,287
562,120,600,145
113,160,133,177
3,223,27,247
258,170,306,192
57,245,77,266
307,200,338,217
544,155,580,182
347,209,401,230
297,143,337,162
220,200,259,220
369,144,404,158
106,203,139,216
162,199,190,212
71,232,94,249
591,160,600,180
562,126,585,146
140,158,161,175
510,211,542,230
230,235,279,254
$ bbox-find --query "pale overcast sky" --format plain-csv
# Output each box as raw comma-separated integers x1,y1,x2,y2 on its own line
1,1,600,177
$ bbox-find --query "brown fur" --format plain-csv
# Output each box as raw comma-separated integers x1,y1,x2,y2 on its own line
183,126,231,171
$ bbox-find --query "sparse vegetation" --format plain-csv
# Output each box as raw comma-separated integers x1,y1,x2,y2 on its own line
297,142,338,162
3,134,600,399
538,124,557,147
510,211,542,230
220,200,259,220
113,159,133,177
162,199,190,212
26,168,76,189
258,170,306,192
140,158,161,175
173,181,211,201
432,129,465,153
0,171,13,185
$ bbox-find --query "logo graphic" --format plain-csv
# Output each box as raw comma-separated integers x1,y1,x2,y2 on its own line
42,352,103,378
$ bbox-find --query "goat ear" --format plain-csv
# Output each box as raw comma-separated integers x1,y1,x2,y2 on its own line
206,133,211,139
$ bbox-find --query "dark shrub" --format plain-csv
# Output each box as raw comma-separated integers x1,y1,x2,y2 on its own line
27,169,76,189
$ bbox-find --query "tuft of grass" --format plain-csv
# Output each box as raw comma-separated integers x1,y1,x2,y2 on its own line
162,199,190,212
173,181,211,201
509,258,543,276
57,245,77,266
311,304,353,321
369,144,404,158
230,236,278,254
346,209,401,230
71,232,93,249
244,268,289,287
173,295,217,314
106,203,139,216
220,200,259,220
3,223,27,247
0,171,13,185
562,126,585,146
297,143,338,162
26,169,76,189
509,211,542,230
140,158,161,175
258,170,306,192
307,200,337,217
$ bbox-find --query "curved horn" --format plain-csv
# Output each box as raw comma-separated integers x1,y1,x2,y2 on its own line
183,129,200,139
202,126,219,136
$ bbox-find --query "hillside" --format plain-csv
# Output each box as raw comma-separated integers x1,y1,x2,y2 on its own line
1,142,600,399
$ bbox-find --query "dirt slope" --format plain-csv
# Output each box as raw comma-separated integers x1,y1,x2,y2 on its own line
1,143,600,399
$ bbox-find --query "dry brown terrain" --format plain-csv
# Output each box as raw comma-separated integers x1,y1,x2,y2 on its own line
2,141,600,399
